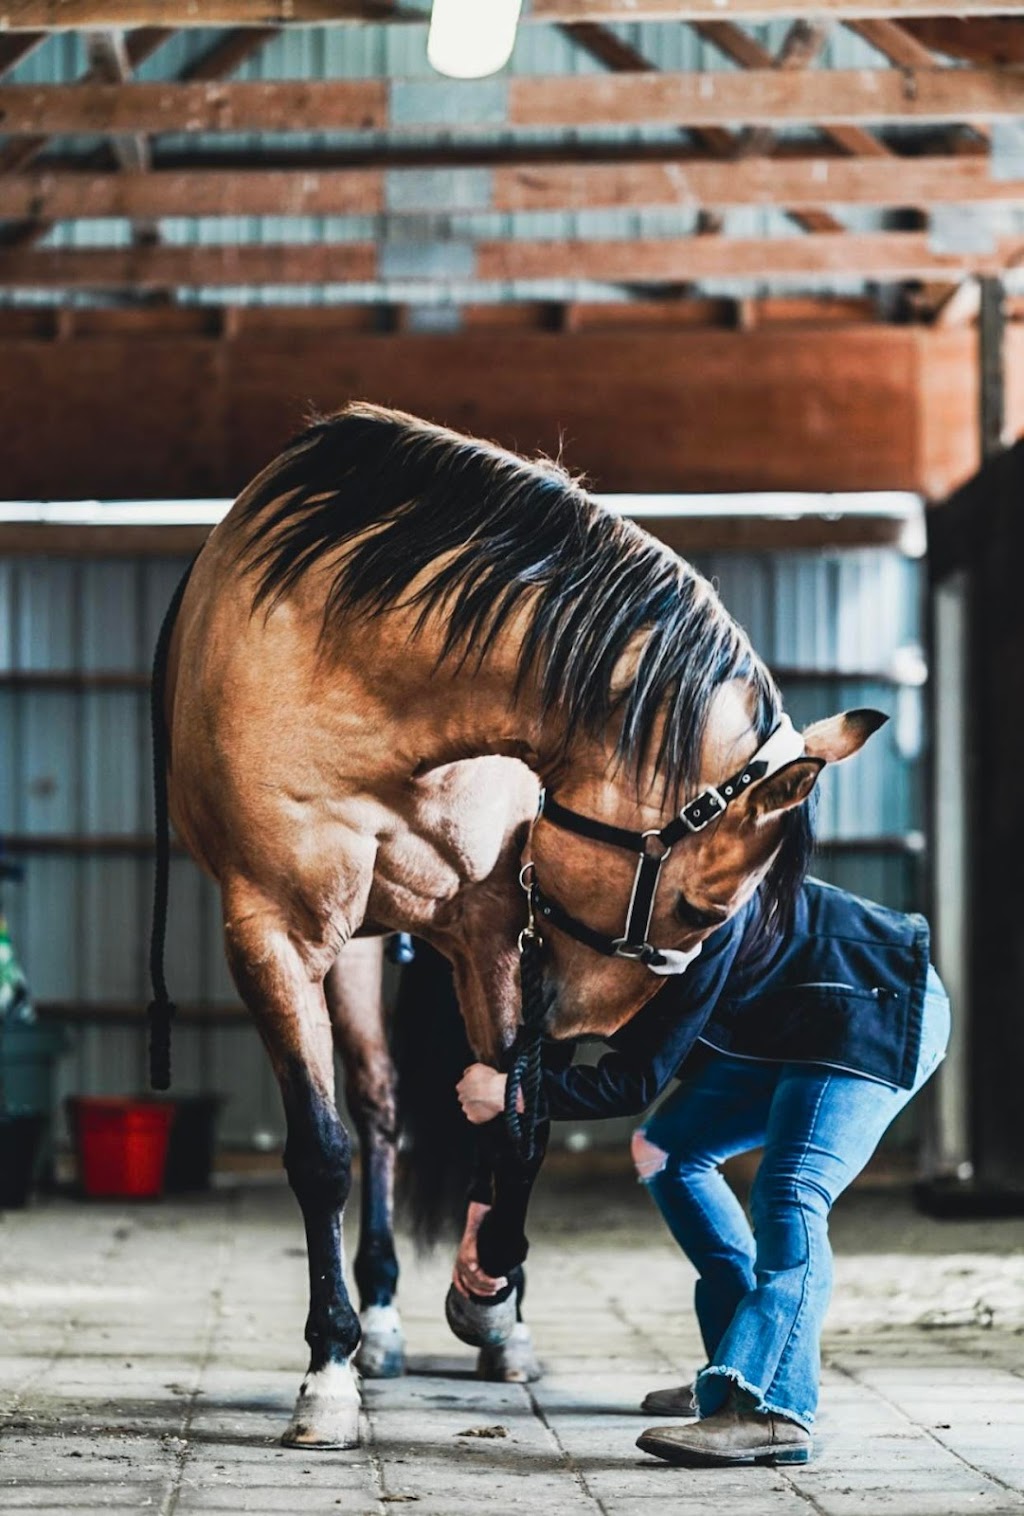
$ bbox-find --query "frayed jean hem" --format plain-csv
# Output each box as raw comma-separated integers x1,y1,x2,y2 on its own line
695,1364,816,1433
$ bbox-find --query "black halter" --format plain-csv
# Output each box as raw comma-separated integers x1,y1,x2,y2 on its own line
522,719,803,975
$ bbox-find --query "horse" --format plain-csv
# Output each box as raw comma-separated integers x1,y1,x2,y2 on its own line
152,402,884,1448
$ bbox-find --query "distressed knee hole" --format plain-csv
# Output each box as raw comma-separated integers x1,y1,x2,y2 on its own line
631,1129,668,1181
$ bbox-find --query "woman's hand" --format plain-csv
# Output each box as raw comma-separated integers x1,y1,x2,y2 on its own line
456,1063,509,1125
452,1201,507,1298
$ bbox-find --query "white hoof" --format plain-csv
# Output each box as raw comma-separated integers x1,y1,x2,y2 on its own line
477,1323,543,1384
355,1304,406,1379
282,1361,361,1449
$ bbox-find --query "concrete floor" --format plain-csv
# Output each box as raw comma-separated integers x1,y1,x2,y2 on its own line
1,1160,1023,1516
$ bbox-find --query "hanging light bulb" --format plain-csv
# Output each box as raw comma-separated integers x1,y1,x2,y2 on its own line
427,0,523,80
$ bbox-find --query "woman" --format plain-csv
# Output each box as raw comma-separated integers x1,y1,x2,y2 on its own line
456,875,950,1468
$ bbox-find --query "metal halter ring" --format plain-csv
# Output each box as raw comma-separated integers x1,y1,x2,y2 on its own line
609,939,651,961
640,829,672,861
518,862,540,950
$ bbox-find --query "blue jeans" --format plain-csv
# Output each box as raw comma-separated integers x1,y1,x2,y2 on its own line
639,967,950,1430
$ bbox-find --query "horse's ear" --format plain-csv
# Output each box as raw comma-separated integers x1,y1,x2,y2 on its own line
747,758,825,821
802,708,888,764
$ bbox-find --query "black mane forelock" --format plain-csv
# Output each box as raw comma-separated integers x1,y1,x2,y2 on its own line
233,402,783,798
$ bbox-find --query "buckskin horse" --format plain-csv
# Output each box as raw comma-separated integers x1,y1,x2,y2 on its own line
150,402,883,1448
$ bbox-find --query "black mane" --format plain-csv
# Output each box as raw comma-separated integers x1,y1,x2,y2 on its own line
234,403,786,802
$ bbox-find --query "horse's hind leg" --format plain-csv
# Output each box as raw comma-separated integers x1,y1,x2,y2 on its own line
326,939,405,1379
224,892,361,1449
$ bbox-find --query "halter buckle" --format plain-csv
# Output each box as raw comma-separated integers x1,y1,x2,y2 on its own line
680,785,727,833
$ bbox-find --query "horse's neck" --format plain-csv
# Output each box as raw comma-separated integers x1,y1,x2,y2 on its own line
380,630,603,790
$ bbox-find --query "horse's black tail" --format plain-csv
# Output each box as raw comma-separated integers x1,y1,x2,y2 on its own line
146,563,196,1092
392,941,477,1249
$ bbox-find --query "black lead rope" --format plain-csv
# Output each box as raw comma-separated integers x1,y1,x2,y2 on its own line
146,561,198,1093
503,933,547,1163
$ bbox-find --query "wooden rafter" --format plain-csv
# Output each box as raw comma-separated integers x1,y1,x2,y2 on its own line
0,26,280,249
0,32,45,74
0,231,1021,289
693,20,890,164
84,31,159,247
562,19,840,237
0,2,1020,26
3,154,1021,220
847,17,938,67
847,18,991,145
691,19,850,238
902,17,1024,65
0,69,1020,135
178,26,281,81
559,21,724,237
0,27,169,176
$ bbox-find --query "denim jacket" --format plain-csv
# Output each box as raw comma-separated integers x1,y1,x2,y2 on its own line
541,878,931,1121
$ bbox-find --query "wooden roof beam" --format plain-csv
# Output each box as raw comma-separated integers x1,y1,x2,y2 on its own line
689,18,859,236
0,27,171,178
1,68,1020,134
847,18,991,142
0,26,280,249
0,2,1019,27
559,22,726,236
0,231,1021,288
6,153,1021,220
693,18,890,161
84,30,160,250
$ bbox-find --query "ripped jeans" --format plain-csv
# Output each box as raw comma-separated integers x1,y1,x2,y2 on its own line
636,967,950,1430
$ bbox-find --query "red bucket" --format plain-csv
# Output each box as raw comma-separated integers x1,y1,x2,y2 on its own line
68,1098,177,1199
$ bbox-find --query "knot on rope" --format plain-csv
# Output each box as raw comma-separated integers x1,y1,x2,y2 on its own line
503,933,547,1162
147,997,176,1092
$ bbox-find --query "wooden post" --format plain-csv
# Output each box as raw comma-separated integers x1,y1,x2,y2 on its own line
979,276,1006,461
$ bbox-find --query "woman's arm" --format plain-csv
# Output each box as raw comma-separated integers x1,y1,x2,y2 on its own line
457,904,751,1125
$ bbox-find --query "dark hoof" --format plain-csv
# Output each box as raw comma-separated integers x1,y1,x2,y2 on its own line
444,1282,517,1348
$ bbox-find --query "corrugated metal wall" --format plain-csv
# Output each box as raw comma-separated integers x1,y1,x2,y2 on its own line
0,544,924,1150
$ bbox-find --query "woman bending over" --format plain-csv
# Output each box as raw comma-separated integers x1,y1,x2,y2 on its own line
457,877,949,1469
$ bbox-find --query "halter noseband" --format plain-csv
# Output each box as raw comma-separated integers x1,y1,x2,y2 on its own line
522,716,806,976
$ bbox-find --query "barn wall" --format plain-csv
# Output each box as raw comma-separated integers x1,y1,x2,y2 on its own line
0,544,924,1151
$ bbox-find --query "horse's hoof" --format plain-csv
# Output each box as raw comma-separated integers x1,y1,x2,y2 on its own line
477,1323,542,1383
282,1361,361,1450
445,1282,517,1349
355,1304,406,1379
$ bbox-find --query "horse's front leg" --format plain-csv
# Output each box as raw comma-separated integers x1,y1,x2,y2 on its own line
326,939,405,1379
225,892,361,1450
445,1114,549,1357
435,933,549,1358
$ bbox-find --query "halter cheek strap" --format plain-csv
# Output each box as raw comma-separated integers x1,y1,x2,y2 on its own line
528,715,807,976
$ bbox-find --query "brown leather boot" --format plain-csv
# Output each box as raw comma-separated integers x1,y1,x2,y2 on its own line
639,1382,697,1417
636,1387,812,1467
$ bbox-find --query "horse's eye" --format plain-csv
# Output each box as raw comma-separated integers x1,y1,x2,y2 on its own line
675,894,727,932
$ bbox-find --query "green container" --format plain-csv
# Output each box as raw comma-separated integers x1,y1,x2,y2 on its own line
0,1019,69,1194
0,1020,68,1117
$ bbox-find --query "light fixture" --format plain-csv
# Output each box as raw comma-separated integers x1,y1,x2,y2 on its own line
427,0,523,80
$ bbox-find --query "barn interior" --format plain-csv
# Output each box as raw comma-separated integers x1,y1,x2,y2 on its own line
0,4,1023,1514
